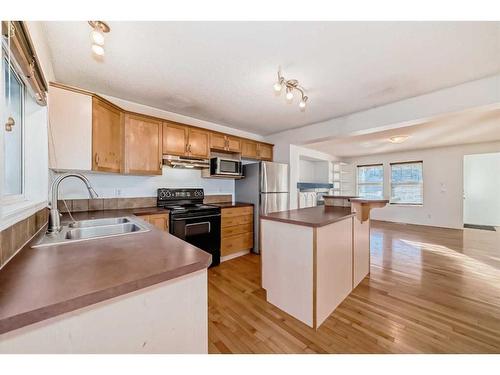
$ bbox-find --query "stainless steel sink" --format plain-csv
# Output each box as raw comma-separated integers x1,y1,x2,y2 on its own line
32,216,149,248
68,217,130,228
65,223,143,240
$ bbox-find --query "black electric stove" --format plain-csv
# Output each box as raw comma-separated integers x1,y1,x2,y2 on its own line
157,188,221,266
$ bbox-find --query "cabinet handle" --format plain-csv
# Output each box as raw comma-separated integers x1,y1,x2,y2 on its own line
95,153,100,165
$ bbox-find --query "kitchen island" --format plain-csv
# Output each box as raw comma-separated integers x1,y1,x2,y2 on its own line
260,200,387,329
0,209,211,353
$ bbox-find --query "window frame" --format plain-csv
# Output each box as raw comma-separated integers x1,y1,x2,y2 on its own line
389,160,424,206
356,163,384,199
2,44,27,206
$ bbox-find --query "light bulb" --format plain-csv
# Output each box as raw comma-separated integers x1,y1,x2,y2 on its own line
91,43,105,56
286,90,294,101
299,96,308,110
273,82,282,92
91,29,105,46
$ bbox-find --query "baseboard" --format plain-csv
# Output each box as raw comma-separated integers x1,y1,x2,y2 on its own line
221,249,251,262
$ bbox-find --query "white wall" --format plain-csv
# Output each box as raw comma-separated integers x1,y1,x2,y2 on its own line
298,159,329,184
464,153,500,226
345,141,500,229
54,168,234,199
289,146,338,209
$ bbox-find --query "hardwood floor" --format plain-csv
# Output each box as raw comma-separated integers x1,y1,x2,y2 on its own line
208,221,500,353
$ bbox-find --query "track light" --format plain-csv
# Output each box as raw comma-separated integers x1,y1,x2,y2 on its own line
273,67,309,111
88,21,110,56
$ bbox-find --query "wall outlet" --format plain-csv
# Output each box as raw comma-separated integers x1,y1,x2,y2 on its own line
427,214,432,219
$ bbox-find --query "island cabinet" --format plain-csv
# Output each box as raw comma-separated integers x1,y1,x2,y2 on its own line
261,206,356,329
124,113,163,175
220,206,254,260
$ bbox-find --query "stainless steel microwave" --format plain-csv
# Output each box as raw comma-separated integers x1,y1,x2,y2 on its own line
209,157,243,177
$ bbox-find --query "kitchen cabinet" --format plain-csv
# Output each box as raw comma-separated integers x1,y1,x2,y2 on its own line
137,213,169,231
221,206,254,259
92,97,123,173
124,114,163,175
162,122,210,158
188,128,210,158
241,140,258,159
162,122,188,156
257,143,273,161
210,133,241,153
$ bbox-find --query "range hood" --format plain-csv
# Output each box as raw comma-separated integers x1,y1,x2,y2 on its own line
162,155,209,169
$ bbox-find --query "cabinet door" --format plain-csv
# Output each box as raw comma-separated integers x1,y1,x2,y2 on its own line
124,114,163,175
241,140,258,159
188,128,210,158
226,136,241,153
210,132,226,151
148,214,169,231
162,122,188,156
92,97,123,173
257,143,273,161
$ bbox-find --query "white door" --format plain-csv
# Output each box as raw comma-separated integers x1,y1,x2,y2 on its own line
463,153,500,226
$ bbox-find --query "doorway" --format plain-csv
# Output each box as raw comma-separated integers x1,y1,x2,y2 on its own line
463,152,500,230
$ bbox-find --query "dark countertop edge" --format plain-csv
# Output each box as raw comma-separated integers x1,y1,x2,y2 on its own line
349,198,390,203
260,210,355,228
323,195,359,199
0,262,208,335
209,202,254,208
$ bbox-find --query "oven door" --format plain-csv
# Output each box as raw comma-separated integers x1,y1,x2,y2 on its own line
170,213,221,266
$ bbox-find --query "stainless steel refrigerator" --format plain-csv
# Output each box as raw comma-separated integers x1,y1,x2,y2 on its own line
235,161,289,254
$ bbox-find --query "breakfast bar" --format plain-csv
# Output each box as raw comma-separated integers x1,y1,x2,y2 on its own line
260,199,388,329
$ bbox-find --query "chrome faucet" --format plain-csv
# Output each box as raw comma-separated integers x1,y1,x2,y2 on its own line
47,173,98,233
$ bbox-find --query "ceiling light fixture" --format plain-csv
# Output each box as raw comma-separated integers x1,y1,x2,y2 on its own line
88,21,110,56
388,135,410,144
273,67,309,111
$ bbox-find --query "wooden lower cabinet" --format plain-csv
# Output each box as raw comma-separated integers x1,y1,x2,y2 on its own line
220,206,254,259
137,213,169,231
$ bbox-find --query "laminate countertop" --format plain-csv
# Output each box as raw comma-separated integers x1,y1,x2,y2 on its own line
260,206,355,228
209,202,254,209
0,209,211,335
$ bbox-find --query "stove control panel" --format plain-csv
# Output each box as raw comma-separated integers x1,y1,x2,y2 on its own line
157,188,204,202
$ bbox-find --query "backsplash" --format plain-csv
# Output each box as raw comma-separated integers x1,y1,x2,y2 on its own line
0,208,48,269
57,195,233,213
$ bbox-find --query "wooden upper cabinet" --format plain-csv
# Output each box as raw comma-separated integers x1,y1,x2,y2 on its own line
92,97,123,173
226,136,241,153
162,122,188,156
210,133,241,153
241,140,258,159
210,132,227,151
124,113,163,175
188,128,210,158
257,143,273,161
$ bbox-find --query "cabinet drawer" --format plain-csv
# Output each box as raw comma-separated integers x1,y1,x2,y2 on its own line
222,223,253,238
221,232,254,256
222,214,253,228
221,206,253,218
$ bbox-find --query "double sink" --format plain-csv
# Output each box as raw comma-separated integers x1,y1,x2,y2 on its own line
33,216,149,248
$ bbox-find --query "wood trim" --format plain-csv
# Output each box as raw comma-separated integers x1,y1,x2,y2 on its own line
389,160,423,165
312,227,317,330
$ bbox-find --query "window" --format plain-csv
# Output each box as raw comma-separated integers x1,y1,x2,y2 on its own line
390,161,423,205
357,164,384,199
2,54,25,202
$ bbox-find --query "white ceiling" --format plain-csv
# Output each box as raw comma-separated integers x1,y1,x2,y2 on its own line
42,21,500,135
306,106,500,158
